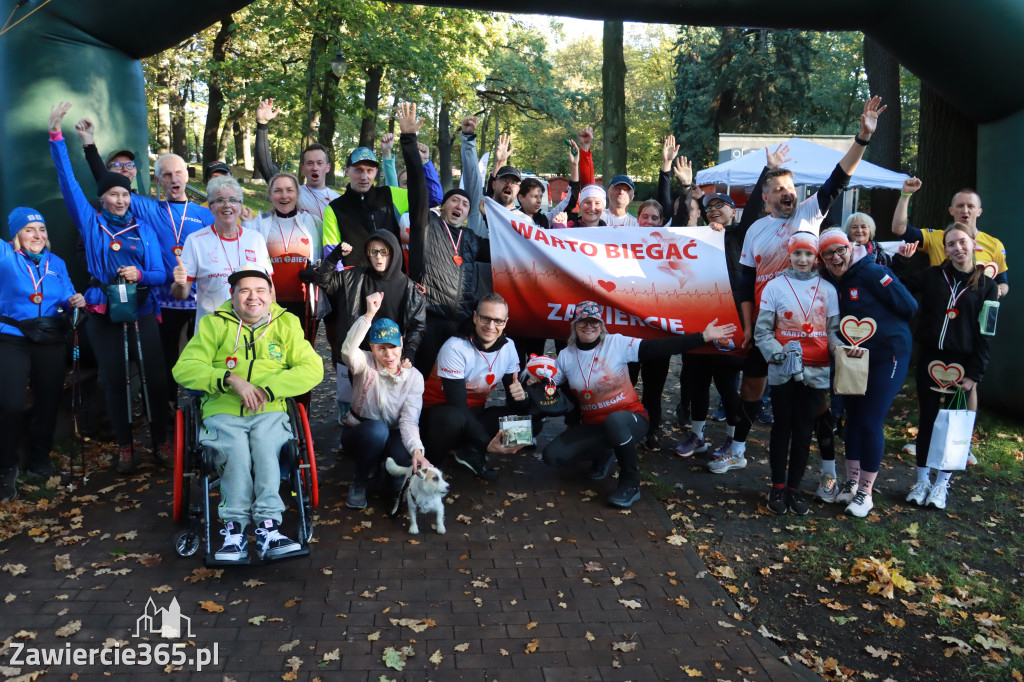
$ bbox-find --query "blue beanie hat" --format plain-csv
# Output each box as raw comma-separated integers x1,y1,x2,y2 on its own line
6,207,45,240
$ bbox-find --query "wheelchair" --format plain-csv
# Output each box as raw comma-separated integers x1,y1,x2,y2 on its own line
172,396,319,566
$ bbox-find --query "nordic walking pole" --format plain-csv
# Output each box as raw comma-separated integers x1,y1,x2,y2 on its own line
132,318,152,424
71,309,86,482
122,319,133,460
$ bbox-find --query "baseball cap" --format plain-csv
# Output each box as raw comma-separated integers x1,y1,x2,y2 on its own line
702,193,736,208
105,149,135,165
228,269,273,288
572,300,603,324
495,166,522,181
346,147,379,167
607,174,634,190
206,161,231,178
368,318,402,346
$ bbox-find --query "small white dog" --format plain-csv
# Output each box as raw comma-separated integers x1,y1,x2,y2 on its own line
385,458,450,535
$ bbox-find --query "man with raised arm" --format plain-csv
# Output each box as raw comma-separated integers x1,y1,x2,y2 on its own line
892,179,1008,298
253,99,339,229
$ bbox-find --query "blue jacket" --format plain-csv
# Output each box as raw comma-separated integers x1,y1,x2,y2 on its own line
0,242,76,338
824,255,917,360
51,136,167,316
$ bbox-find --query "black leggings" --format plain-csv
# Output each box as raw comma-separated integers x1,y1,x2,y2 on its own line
87,313,168,447
0,334,67,470
543,411,648,486
683,354,741,425
639,356,670,430
420,403,518,461
158,307,193,404
768,380,823,488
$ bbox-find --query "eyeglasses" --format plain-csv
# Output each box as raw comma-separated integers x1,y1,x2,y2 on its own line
368,248,389,257
821,246,849,259
209,197,242,206
498,177,521,185
575,319,601,329
706,201,727,210
476,314,507,328
108,161,135,170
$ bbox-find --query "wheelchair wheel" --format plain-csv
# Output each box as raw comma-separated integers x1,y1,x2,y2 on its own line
172,409,188,523
174,529,200,557
296,403,319,510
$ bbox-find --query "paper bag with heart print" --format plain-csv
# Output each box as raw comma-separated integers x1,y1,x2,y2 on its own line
926,388,974,471
833,316,875,395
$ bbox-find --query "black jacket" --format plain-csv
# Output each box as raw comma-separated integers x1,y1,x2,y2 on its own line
403,132,489,323
324,184,402,270
310,229,426,366
901,262,998,382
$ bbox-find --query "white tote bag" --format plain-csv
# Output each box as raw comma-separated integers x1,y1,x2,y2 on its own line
925,389,975,471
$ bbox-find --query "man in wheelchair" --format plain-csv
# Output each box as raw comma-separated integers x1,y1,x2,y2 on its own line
173,270,323,561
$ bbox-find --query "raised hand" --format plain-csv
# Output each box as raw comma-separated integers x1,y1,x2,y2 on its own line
365,291,383,318
256,99,282,125
173,255,188,287
495,133,513,166
74,117,96,145
860,96,887,138
766,143,792,169
49,101,72,134
461,116,479,135
902,177,922,195
661,135,680,171
418,142,430,164
702,317,738,342
379,132,395,159
577,126,593,151
567,139,579,167
673,155,693,187
397,102,422,135
553,211,568,225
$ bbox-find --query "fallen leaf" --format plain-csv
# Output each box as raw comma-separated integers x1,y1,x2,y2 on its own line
278,640,300,652
248,616,266,626
618,599,642,609
382,646,414,671
585,631,596,641
866,645,893,660
322,649,340,662
429,650,442,668
367,631,381,641
185,567,223,583
54,554,72,571
525,639,539,653
680,666,703,677
454,643,470,652
884,612,905,628
55,620,82,637
666,534,687,546
151,585,173,593
526,621,538,630
611,642,636,652
2,563,27,577
115,530,138,541
242,579,265,588
199,600,224,613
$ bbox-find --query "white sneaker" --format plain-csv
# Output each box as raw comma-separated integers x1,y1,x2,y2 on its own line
902,443,916,456
846,490,873,518
906,480,931,506
835,479,858,505
708,453,746,474
815,474,839,503
967,451,978,465
214,522,248,561
926,482,949,509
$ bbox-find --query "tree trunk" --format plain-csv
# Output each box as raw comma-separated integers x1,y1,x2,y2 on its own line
239,120,252,171
170,81,189,159
303,32,328,149
232,118,244,163
863,35,902,239
202,16,234,168
916,82,977,229
218,115,235,163
358,65,384,149
602,20,627,182
438,99,453,191
318,68,340,185
155,61,172,155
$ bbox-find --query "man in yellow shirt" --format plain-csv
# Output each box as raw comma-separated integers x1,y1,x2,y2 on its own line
893,178,1009,298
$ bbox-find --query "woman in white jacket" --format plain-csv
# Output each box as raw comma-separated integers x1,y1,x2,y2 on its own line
341,291,429,509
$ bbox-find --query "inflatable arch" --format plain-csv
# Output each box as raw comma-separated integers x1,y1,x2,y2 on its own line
2,0,1021,414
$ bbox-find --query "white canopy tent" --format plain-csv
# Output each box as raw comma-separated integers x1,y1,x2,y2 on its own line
695,137,910,189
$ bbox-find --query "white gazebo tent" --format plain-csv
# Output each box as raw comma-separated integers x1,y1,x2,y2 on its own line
695,137,910,225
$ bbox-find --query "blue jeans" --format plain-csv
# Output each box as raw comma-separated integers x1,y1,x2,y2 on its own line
341,419,412,484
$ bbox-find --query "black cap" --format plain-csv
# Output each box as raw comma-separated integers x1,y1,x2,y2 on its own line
96,172,132,197
495,165,522,181
105,149,135,165
227,269,273,288
206,161,231,178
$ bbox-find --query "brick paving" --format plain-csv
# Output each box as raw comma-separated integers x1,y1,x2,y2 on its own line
0,367,819,681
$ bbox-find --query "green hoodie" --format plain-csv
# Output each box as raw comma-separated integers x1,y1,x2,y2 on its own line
173,299,323,418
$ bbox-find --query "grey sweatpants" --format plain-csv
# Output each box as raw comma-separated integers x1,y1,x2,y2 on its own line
200,411,292,525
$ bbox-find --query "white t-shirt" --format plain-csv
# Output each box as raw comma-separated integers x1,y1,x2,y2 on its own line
181,226,273,321
555,334,646,425
423,337,520,408
298,185,340,227
759,274,839,366
739,194,825,306
603,210,639,227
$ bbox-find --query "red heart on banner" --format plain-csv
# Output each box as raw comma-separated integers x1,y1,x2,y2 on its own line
783,311,793,319
840,316,877,346
928,361,964,389
486,373,495,385
597,280,616,293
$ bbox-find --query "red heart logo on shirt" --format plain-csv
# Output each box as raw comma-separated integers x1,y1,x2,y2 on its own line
754,255,762,264
784,311,793,319
597,280,616,293
802,323,814,334
300,238,309,245
486,373,495,385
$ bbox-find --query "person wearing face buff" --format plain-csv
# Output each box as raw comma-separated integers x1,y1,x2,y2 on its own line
339,292,429,510
898,223,998,511
0,208,86,500
818,229,917,517
540,301,736,509
49,101,170,475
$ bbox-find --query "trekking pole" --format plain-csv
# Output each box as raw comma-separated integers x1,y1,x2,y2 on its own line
71,309,86,483
132,318,152,424
122,318,134,460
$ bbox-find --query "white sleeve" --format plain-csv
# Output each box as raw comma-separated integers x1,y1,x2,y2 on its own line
502,341,521,376
739,228,756,268
435,340,466,380
181,233,200,278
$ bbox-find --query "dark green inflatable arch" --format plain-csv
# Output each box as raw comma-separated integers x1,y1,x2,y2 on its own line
3,0,1022,415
